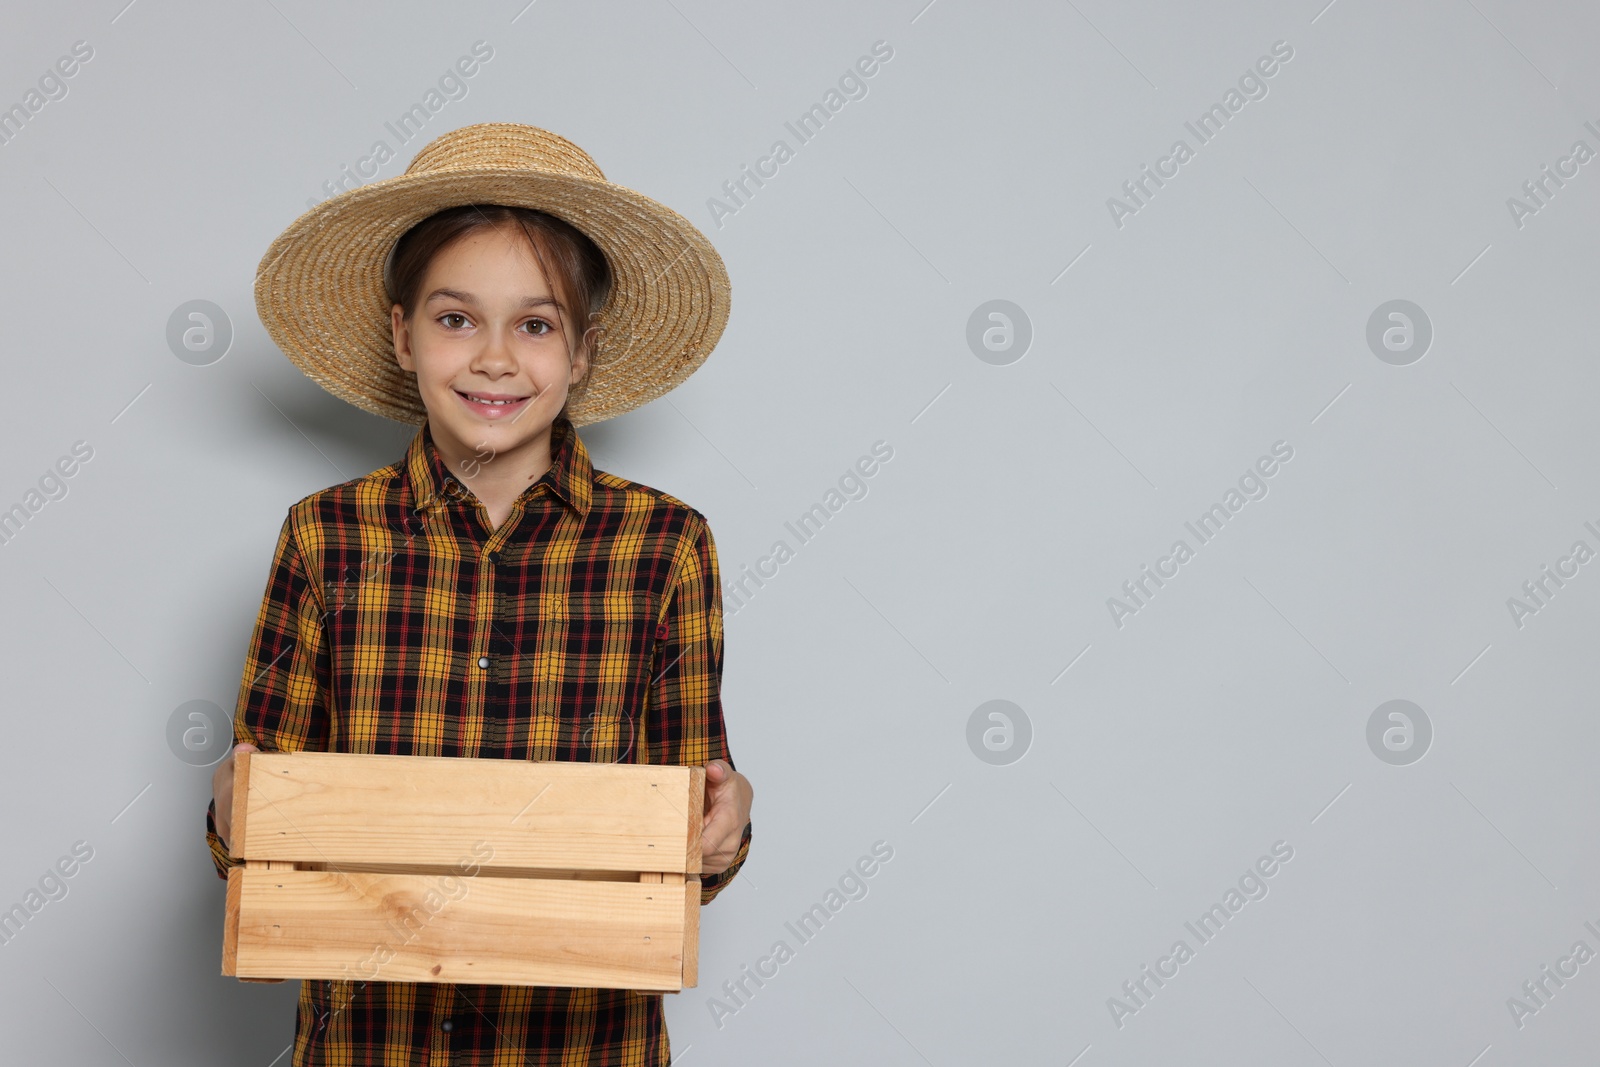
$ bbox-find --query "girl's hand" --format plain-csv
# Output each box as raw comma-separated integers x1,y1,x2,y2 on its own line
211,742,259,852
700,759,753,875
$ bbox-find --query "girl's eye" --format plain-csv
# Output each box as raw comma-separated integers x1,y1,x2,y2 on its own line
522,318,553,336
439,312,469,329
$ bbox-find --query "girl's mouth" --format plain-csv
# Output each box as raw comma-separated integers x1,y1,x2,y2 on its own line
455,390,532,419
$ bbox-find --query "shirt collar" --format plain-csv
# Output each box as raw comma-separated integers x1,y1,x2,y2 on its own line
405,412,593,518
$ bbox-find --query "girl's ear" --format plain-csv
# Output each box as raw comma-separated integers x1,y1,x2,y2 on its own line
391,304,413,370
571,325,597,386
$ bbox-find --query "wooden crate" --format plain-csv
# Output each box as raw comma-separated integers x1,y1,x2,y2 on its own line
221,751,702,992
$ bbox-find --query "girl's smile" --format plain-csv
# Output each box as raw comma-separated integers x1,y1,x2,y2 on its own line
454,389,533,419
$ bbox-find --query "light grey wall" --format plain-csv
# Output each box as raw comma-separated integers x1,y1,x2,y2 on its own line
1,0,1597,1063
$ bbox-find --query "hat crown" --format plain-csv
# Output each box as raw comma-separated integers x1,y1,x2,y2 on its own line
404,122,607,183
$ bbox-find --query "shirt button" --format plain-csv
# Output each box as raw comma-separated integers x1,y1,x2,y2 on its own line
477,656,490,669
441,1019,453,1032
486,550,500,565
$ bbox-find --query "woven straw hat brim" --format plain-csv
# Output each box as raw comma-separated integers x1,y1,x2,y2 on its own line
254,155,730,427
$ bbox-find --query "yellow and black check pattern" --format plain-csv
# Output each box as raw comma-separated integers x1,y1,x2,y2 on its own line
206,412,750,1066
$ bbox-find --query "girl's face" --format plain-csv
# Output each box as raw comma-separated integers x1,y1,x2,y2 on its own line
391,223,591,477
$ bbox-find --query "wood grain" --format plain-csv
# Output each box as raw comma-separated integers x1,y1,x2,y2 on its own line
223,752,709,990
238,752,695,873
230,868,690,990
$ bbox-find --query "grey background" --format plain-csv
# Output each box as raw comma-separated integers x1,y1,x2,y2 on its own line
1,0,1597,1063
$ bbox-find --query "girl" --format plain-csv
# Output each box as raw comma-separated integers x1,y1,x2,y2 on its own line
205,122,753,1066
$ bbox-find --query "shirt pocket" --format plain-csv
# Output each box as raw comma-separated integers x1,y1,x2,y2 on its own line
528,590,659,763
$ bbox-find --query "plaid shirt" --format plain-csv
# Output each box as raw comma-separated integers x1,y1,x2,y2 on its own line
205,412,750,1066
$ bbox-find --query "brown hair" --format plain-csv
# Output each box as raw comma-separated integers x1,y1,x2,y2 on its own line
384,204,614,414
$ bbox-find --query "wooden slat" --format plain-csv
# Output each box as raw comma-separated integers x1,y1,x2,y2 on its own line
222,866,240,972
682,876,700,989
686,766,705,875
226,868,691,990
229,749,253,860
236,752,695,872
224,868,286,983
680,769,702,989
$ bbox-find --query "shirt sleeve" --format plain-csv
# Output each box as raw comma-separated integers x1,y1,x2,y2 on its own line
640,514,750,906
206,510,333,881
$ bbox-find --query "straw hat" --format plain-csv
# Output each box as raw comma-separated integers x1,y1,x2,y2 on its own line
253,122,731,427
